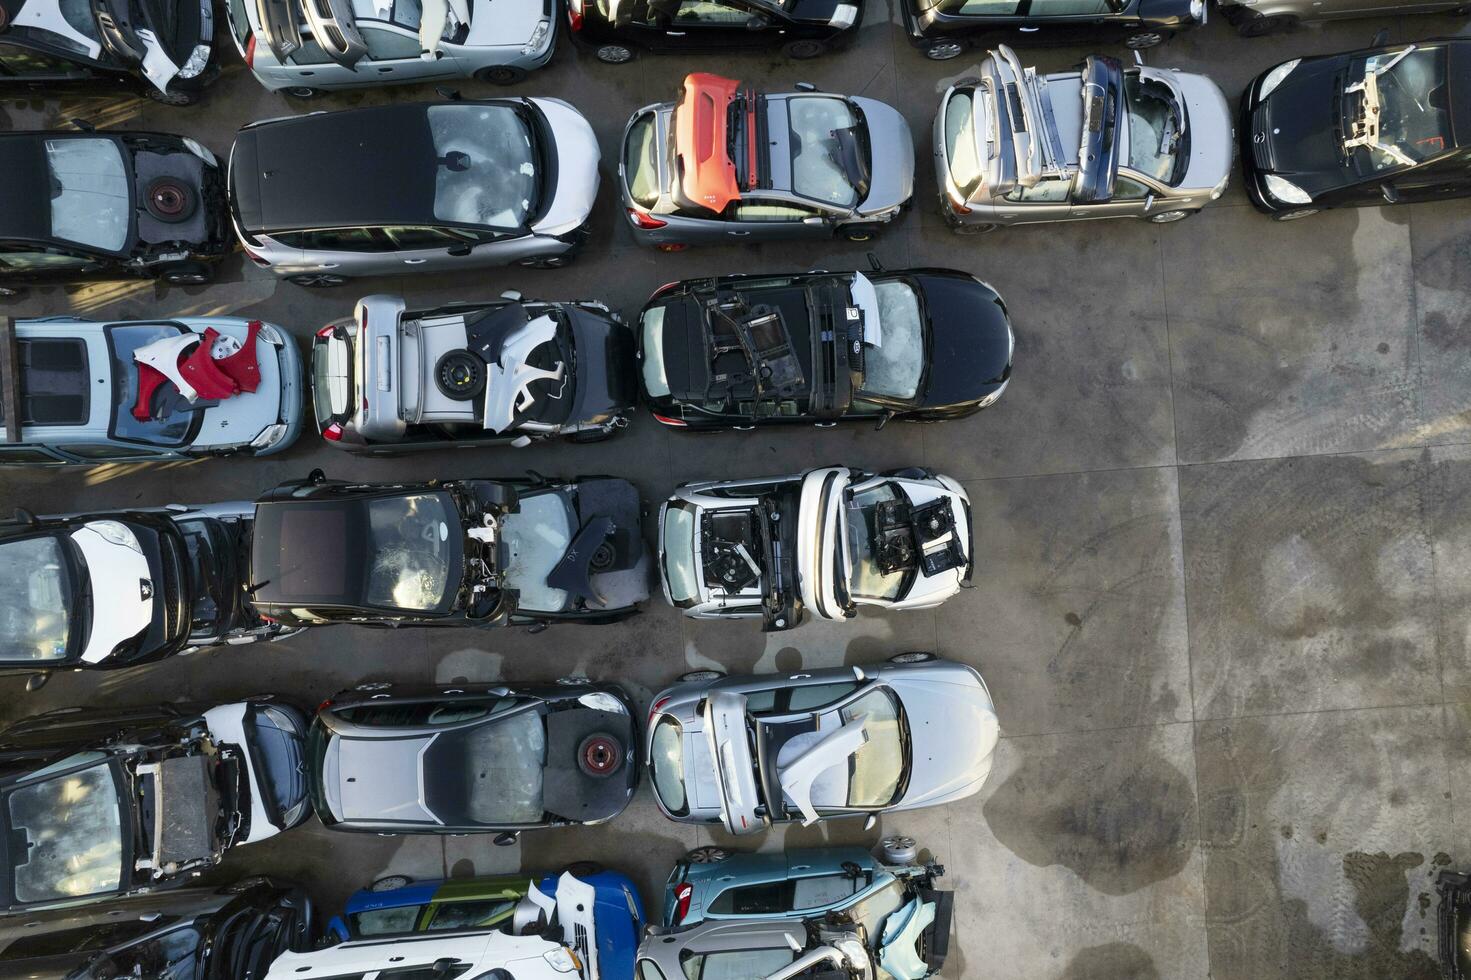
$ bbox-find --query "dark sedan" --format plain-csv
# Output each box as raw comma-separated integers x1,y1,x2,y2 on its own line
567,0,859,64
306,683,639,841
638,264,1014,431
901,0,1205,59
1241,37,1471,219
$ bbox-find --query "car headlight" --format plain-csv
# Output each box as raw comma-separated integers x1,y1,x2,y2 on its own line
523,19,550,54
181,137,216,165
1263,173,1312,205
976,379,1008,409
176,43,211,79
542,947,581,973
89,520,143,554
1210,173,1230,200
1188,0,1205,20
1256,59,1299,102
250,423,289,449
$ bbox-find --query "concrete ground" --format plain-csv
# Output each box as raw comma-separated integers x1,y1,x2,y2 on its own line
2,6,1470,979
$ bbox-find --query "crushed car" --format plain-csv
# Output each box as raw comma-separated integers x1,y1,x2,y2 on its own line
311,293,635,453
659,466,971,630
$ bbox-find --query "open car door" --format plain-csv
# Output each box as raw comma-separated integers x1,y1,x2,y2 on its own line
703,691,764,835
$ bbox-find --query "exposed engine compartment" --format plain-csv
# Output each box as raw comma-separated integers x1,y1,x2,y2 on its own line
701,508,766,594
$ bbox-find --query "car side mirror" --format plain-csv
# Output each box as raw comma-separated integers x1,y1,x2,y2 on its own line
802,216,826,226
1143,192,1155,211
863,813,878,831
1370,27,1389,47
1380,182,1400,204
308,467,327,485
447,244,472,257
875,410,894,432
745,14,768,29
794,81,817,92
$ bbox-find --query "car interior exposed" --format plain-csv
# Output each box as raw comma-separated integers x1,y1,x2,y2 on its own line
1124,74,1185,184
1347,45,1451,171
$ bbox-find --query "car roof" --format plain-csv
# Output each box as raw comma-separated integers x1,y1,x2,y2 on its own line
232,105,445,234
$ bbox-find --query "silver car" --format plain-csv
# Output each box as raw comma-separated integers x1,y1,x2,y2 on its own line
1219,0,1469,36
659,466,972,631
646,655,999,836
228,99,600,287
223,0,556,96
620,73,914,250
637,920,887,980
934,45,1233,232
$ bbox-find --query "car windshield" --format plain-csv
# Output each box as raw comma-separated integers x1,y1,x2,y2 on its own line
0,536,74,663
428,105,538,231
650,716,686,813
841,688,904,807
46,138,129,252
6,757,124,905
1346,46,1452,173
625,112,661,211
855,280,923,402
662,504,699,605
107,324,200,447
1124,75,1185,185
943,90,984,201
424,709,547,825
351,905,424,936
365,494,459,610
789,97,863,208
843,483,911,601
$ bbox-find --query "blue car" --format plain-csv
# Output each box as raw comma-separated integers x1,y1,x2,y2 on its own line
662,839,944,929
327,866,645,980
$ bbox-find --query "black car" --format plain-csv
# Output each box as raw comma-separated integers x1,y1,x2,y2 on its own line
0,128,231,297
0,877,314,980
0,501,290,683
1441,869,1471,978
566,0,859,64
0,699,312,914
901,0,1204,58
306,682,639,841
1242,37,1471,220
0,0,217,103
638,264,1014,431
248,471,651,630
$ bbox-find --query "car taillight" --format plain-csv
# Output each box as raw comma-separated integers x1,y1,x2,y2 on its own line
652,413,686,427
626,207,667,230
649,695,670,722
322,422,344,441
567,0,583,30
316,699,333,714
672,883,694,925
241,242,270,267
316,324,336,339
244,33,256,67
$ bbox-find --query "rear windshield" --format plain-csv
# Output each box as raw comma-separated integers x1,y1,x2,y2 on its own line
624,113,661,210
46,138,129,253
0,535,75,663
429,105,538,231
6,758,123,905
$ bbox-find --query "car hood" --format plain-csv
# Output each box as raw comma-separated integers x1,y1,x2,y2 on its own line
852,98,915,216
1251,58,1353,194
322,734,439,826
188,320,295,450
70,522,153,666
529,98,601,237
890,675,998,808
912,273,1012,409
1168,69,1235,193
466,0,545,44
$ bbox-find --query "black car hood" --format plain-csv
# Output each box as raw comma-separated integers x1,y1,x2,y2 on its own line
542,702,635,824
912,273,1012,409
1252,57,1357,195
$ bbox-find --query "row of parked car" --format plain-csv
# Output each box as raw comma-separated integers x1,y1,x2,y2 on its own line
1,0,1465,103
0,836,953,980
6,36,1471,295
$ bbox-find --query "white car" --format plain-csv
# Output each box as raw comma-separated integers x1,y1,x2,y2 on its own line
659,466,973,630
224,0,555,96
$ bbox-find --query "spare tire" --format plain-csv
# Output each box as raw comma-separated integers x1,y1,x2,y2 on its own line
145,177,196,223
434,350,485,401
577,733,623,777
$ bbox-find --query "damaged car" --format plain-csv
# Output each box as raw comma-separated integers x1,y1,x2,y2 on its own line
249,472,650,629
0,0,217,104
0,699,312,914
311,293,636,453
0,497,298,683
659,466,971,630
568,0,859,65
1241,37,1471,220
934,45,1233,231
224,0,555,97
0,128,231,296
646,655,999,835
306,683,638,840
638,264,1013,430
621,72,914,250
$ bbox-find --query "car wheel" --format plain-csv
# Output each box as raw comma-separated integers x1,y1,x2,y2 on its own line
879,835,919,865
680,669,725,682
285,86,322,99
783,39,826,59
953,221,998,235
370,875,412,892
561,861,605,878
686,846,730,864
1124,30,1168,48
1237,13,1295,36
596,44,635,64
922,39,964,60
518,255,570,269
160,261,212,285
1272,207,1320,221
888,652,936,664
1147,209,1192,223
146,86,197,106
287,273,348,287
476,64,527,84
840,224,881,242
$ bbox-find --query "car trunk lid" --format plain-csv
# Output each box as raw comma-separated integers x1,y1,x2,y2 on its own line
702,691,763,835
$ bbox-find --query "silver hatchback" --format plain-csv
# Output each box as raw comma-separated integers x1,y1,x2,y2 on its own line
934,46,1232,232
228,98,600,286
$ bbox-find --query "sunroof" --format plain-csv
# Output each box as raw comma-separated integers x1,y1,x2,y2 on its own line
0,339,90,426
